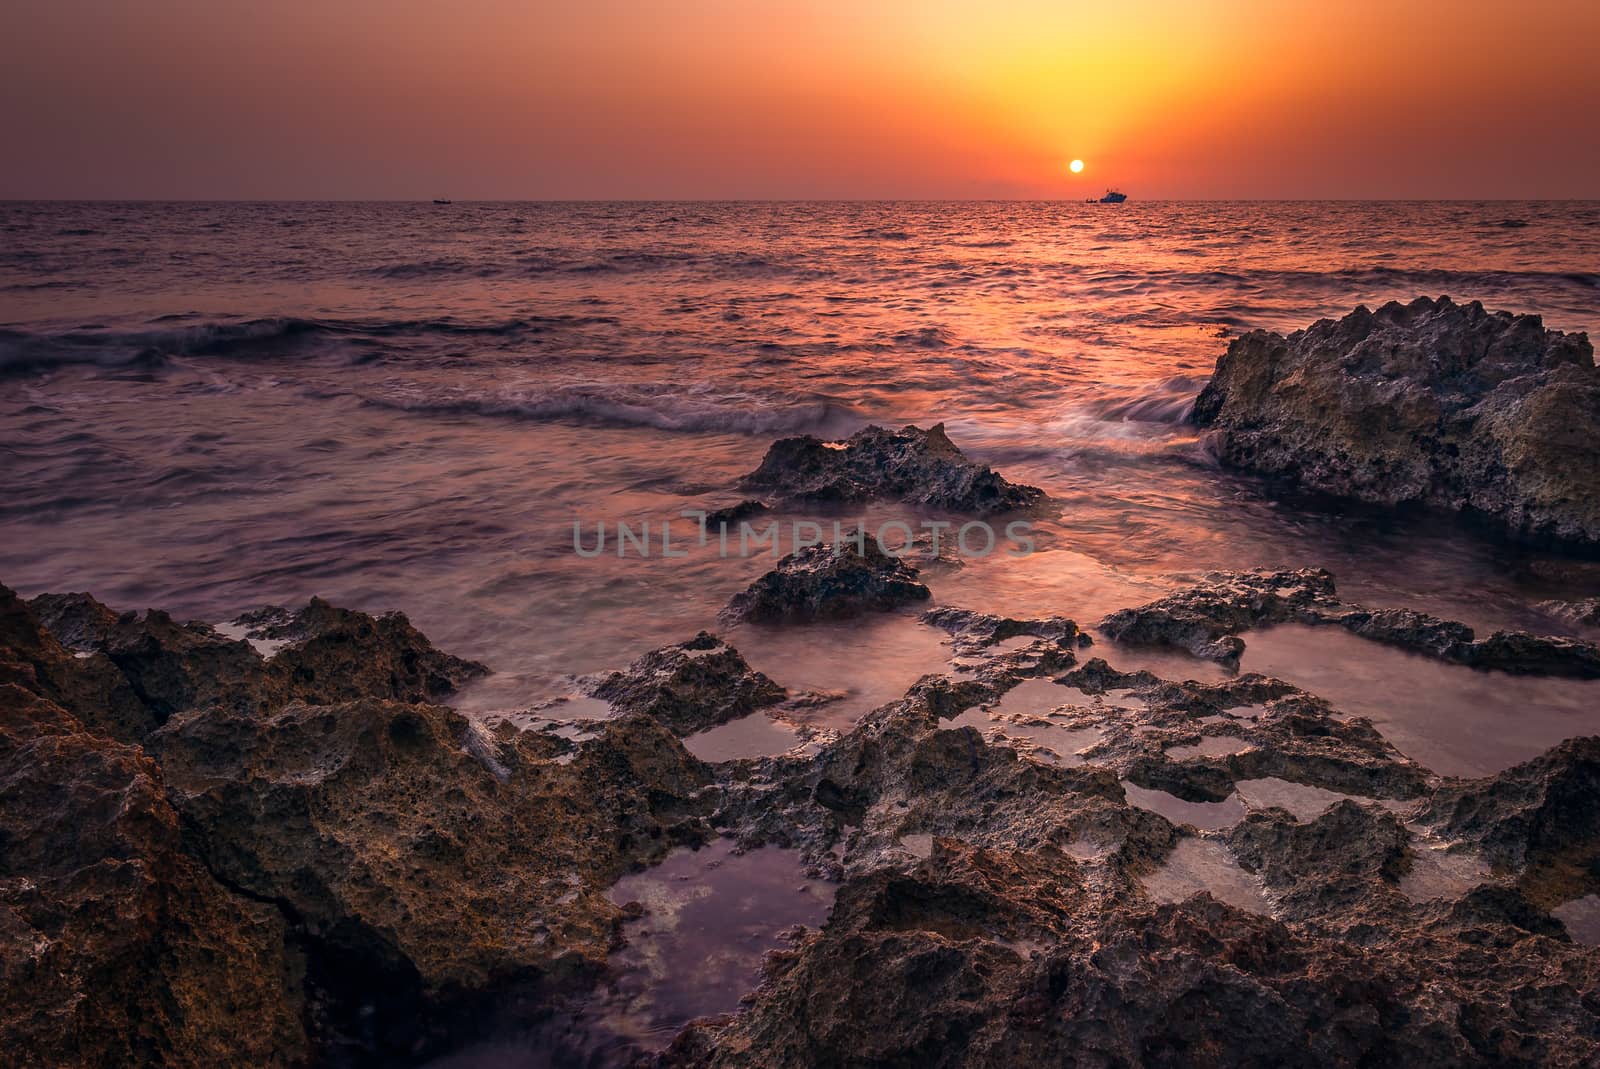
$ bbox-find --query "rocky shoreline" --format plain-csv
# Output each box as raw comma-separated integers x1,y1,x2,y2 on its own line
6,556,1600,1066
5,300,1600,1067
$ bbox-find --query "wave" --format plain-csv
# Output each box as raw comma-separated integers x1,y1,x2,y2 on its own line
366,259,502,280
1078,264,1600,295
0,314,618,374
363,382,866,436
1077,375,1208,425
0,318,321,374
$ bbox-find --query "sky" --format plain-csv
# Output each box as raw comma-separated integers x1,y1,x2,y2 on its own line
3,0,1598,200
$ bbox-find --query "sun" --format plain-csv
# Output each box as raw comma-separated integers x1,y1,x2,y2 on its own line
1069,159,1085,174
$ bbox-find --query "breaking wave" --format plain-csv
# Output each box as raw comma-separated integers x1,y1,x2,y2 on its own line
363,382,867,437
0,314,617,375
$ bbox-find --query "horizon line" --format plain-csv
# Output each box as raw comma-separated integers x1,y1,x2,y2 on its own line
3,196,1597,205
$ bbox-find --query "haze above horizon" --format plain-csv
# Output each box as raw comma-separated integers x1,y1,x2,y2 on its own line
4,0,1597,201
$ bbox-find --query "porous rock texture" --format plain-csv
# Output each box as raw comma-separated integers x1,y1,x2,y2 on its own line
6,569,1600,1067
1192,296,1600,546
722,539,931,624
1099,567,1600,676
587,631,785,735
737,422,1046,515
0,585,307,1066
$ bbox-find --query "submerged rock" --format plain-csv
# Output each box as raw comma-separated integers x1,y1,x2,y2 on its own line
1192,296,1600,545
737,423,1045,515
1097,568,1337,667
1099,568,1600,677
1539,598,1600,628
722,540,931,624
588,632,786,735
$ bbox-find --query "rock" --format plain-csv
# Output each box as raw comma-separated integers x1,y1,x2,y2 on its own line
1098,569,1600,678
702,499,772,528
149,697,714,1058
0,669,306,1064
587,632,786,735
1457,630,1600,678
1097,569,1337,667
669,866,1600,1068
10,572,1600,1066
1325,606,1477,658
26,591,489,735
26,590,120,650
722,540,931,624
1325,606,1600,678
1192,296,1600,546
737,423,1045,515
1227,801,1412,920
1539,599,1600,627
921,607,1084,652
2,584,154,741
1420,737,1600,905
922,607,1085,680
232,596,491,702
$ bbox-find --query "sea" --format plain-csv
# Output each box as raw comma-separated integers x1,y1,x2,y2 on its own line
4,200,1600,781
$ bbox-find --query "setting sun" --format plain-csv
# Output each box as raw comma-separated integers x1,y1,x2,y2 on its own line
1069,159,1085,173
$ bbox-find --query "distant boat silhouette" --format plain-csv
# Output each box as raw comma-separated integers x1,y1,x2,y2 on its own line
1098,190,1127,204
432,199,452,205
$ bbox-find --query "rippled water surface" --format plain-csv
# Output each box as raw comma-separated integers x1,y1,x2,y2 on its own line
4,201,1600,766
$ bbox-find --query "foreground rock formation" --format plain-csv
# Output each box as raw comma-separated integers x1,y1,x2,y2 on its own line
1191,296,1600,546
722,540,931,624
5,570,1600,1067
1099,567,1600,676
736,422,1046,515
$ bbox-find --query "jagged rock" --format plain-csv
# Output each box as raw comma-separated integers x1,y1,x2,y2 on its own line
1097,568,1337,667
10,572,1600,1067
722,541,931,624
587,632,785,735
1228,802,1412,919
921,607,1085,652
1325,606,1600,678
1192,296,1600,545
2,585,154,740
922,607,1085,681
1421,737,1600,905
669,872,1600,1068
1098,569,1600,677
0,658,306,1064
149,698,714,1059
26,591,489,736
1539,598,1600,627
702,499,772,528
737,423,1045,515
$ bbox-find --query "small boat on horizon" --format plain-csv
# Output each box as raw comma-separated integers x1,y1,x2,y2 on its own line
432,198,452,205
1097,189,1127,204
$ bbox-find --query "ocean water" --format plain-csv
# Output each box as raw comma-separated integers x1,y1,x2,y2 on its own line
3,201,1600,774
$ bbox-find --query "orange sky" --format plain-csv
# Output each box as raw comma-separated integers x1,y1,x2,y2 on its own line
4,0,1598,199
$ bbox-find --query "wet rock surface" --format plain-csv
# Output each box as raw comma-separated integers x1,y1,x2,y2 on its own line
1100,567,1600,677
26,590,489,740
736,422,1046,515
721,540,931,624
0,587,308,1066
587,632,785,735
1539,598,1600,627
1192,296,1600,546
5,568,1600,1067
1097,568,1338,667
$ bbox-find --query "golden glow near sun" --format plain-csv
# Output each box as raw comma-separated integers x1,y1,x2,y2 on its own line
1069,159,1085,173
